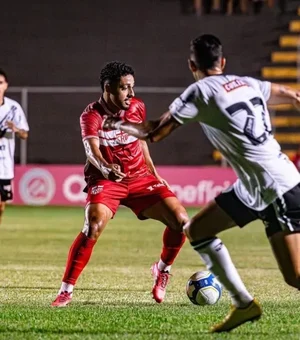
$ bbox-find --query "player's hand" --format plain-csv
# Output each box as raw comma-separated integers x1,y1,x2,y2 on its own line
102,116,122,130
107,163,127,182
155,174,171,190
6,121,18,132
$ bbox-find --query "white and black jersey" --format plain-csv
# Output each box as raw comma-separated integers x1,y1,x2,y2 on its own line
0,97,29,179
169,75,300,211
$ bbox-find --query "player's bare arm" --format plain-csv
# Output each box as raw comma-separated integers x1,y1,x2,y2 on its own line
140,140,170,188
83,137,126,182
104,111,181,142
268,84,300,108
6,121,28,139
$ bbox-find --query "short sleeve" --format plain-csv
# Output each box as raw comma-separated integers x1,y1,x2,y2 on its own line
169,84,199,125
243,77,271,102
15,103,29,131
136,100,146,122
80,110,101,140
126,98,146,123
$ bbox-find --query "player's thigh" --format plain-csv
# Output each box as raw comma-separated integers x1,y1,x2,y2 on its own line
124,174,181,225
84,180,127,237
269,231,300,287
86,180,127,217
141,196,189,231
185,186,257,241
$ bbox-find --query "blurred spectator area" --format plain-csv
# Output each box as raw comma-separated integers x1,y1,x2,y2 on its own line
179,0,291,15
2,0,299,165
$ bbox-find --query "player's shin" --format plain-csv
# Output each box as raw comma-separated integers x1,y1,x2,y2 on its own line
158,226,186,272
59,232,96,295
190,237,253,308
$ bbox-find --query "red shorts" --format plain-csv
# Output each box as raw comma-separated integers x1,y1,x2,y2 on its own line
86,174,176,219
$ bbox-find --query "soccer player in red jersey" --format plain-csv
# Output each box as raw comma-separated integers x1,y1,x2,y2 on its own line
51,61,188,307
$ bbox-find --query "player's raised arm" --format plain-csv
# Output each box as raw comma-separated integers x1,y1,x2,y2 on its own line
268,83,300,108
104,111,181,142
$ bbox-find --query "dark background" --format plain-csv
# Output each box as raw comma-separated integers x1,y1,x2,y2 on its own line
1,0,292,165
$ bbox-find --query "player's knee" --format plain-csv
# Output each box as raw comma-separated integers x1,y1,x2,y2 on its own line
183,221,190,239
183,217,212,242
183,218,201,241
173,208,189,231
88,216,107,239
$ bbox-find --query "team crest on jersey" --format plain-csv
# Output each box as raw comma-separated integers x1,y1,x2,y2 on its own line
91,185,103,195
116,131,128,143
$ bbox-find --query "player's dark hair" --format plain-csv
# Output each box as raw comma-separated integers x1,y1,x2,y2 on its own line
99,61,134,91
190,34,223,71
0,69,8,82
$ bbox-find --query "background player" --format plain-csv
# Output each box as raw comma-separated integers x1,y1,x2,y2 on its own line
51,61,188,307
104,35,300,333
0,69,29,224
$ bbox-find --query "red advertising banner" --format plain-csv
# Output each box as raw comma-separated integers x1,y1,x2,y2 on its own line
13,165,237,207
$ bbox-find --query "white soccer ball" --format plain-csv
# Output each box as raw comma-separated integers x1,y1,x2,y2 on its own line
186,270,222,306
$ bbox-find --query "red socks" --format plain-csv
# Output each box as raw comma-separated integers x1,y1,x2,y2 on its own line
160,227,186,265
61,227,184,285
62,232,96,285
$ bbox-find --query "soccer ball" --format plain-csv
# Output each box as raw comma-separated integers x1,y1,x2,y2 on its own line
186,270,222,306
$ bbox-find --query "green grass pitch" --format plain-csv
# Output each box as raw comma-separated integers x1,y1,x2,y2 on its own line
0,205,300,339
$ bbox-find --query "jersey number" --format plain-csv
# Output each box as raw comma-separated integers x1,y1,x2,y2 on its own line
225,97,271,145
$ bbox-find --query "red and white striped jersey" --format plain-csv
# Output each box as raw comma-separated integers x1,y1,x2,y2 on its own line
80,97,150,185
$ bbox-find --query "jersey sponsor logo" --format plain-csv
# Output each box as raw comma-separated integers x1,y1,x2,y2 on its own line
223,79,247,92
147,183,165,191
170,180,231,204
19,168,55,205
91,185,103,195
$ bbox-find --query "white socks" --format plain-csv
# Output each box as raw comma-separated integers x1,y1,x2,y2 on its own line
59,282,74,295
192,237,253,308
157,260,171,273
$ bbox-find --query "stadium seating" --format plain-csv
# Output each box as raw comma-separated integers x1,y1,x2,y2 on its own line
260,6,300,160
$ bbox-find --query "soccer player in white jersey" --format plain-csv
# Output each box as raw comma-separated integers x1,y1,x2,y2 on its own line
104,35,300,333
0,69,29,224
